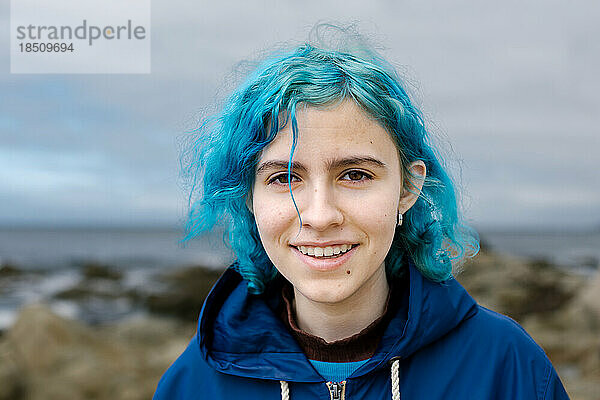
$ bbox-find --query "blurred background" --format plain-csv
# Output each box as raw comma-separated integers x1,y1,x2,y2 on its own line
1,1,599,399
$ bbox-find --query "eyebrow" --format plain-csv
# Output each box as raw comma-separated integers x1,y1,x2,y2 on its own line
255,156,387,175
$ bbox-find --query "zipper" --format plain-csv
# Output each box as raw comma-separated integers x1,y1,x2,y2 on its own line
326,381,346,400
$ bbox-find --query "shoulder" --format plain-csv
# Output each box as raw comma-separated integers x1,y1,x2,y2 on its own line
468,305,546,349
446,304,551,368
415,302,553,366
153,333,286,400
408,304,569,399
153,335,216,400
451,305,568,399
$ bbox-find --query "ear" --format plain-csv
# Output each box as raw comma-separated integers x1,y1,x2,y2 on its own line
398,160,426,213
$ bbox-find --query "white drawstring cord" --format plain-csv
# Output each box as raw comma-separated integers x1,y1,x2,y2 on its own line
280,380,289,400
391,358,400,400
280,359,400,400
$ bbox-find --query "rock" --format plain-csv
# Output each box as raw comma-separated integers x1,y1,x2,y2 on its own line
54,279,131,301
576,272,600,327
146,266,223,321
7,303,120,371
457,251,583,322
80,262,123,281
0,341,26,400
51,276,144,325
104,315,195,371
522,271,600,337
0,263,23,277
0,303,192,400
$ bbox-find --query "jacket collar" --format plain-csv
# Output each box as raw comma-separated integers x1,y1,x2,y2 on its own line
197,259,478,382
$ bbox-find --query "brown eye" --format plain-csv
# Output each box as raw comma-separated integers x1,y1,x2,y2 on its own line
341,170,373,182
268,173,299,185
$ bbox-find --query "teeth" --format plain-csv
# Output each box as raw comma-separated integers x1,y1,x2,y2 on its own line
296,244,355,257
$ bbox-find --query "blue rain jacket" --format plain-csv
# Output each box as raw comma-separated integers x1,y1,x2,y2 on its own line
154,259,569,399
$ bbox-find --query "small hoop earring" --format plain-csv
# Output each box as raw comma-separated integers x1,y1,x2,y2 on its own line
396,211,403,227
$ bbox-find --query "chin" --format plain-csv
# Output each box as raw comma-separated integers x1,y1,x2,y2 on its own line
297,281,353,305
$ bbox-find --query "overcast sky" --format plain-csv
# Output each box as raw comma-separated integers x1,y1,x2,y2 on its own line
1,0,598,230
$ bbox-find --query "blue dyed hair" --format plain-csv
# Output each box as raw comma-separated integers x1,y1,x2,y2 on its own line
181,24,479,294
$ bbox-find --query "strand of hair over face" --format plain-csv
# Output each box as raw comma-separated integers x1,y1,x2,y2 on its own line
180,23,480,294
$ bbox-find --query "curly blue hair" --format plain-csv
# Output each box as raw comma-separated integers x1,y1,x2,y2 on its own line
181,24,479,294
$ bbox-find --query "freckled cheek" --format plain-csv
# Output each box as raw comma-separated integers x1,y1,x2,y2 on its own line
254,203,297,242
351,199,397,231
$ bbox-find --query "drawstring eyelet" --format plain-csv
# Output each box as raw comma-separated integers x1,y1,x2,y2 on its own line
388,355,402,365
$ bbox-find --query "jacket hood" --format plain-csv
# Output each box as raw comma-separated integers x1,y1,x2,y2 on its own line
197,259,478,383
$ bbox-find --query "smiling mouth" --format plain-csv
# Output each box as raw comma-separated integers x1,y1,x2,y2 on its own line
292,244,359,258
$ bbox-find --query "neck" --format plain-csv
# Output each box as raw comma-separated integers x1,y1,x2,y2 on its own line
293,266,389,343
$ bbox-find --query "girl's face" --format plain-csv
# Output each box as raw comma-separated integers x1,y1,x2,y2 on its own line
252,99,403,305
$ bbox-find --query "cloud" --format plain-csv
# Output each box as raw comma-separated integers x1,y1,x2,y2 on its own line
1,0,599,228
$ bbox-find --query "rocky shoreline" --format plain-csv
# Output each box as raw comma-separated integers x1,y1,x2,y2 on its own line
0,251,598,400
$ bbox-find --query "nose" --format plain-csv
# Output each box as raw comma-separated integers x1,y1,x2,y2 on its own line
298,183,344,231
